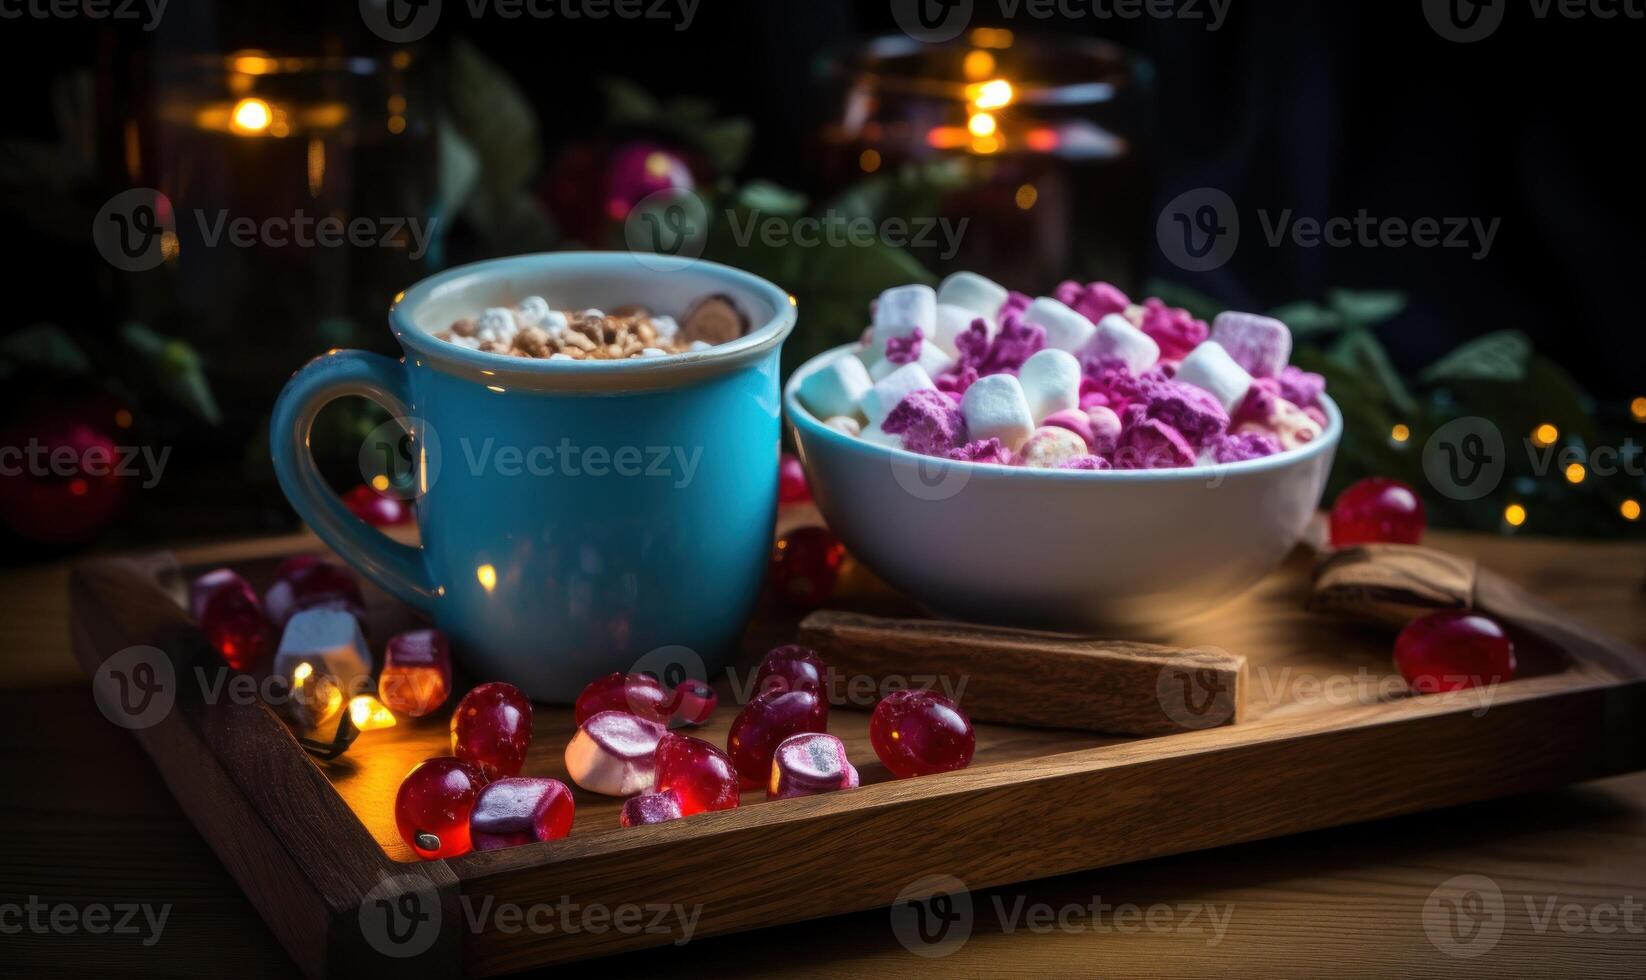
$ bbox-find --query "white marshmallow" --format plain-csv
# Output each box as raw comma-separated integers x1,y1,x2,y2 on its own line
933,303,990,359
548,352,574,360
798,355,874,420
564,710,664,796
640,347,669,357
1176,341,1255,414
937,271,1009,319
860,423,904,449
688,340,712,352
537,310,569,336
824,416,862,436
960,373,1036,453
580,309,605,319
871,284,937,350
1024,298,1097,353
859,363,936,427
1086,314,1160,374
517,295,552,325
1017,348,1082,423
475,307,518,344
869,340,953,382
446,334,481,350
649,315,679,341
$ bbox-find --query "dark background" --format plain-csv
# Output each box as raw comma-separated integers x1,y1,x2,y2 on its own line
2,0,1642,553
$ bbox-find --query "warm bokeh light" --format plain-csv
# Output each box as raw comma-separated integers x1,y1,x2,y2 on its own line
114,408,133,429
1504,503,1527,527
970,134,1002,154
1632,397,1646,421
962,50,996,80
968,79,1014,109
370,474,391,492
231,97,272,135
1015,183,1038,210
967,112,997,137
1564,462,1586,484
1391,424,1411,444
1532,423,1559,447
970,27,1014,48
926,126,971,149
859,148,881,173
1623,499,1642,521
477,564,498,592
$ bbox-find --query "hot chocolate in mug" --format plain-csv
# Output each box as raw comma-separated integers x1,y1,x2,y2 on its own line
270,252,796,702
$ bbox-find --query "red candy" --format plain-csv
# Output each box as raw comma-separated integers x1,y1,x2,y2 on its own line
343,484,412,526
664,679,718,727
469,777,574,851
768,527,845,608
620,789,685,828
379,629,453,718
394,757,488,859
195,572,271,671
754,644,828,696
726,690,828,788
869,690,975,778
1330,477,1426,547
655,732,740,814
778,453,811,504
574,671,671,725
189,568,249,621
263,556,365,628
769,732,859,799
1395,611,1517,693
451,682,533,780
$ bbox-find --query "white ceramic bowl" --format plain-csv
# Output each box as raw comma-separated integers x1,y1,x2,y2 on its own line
785,345,1342,630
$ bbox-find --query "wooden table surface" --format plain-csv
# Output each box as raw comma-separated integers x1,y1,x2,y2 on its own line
2,528,1644,978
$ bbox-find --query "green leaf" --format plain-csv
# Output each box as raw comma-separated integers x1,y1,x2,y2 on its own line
602,76,659,124
1420,330,1531,384
1267,301,1344,339
1328,289,1407,327
0,323,89,374
693,118,753,175
120,323,221,425
1329,327,1418,416
447,40,540,235
1141,279,1222,323
737,181,808,217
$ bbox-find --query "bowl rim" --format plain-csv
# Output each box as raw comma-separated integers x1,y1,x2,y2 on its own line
388,252,798,392
784,343,1343,482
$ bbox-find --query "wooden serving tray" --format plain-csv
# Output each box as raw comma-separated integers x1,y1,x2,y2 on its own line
68,521,1646,978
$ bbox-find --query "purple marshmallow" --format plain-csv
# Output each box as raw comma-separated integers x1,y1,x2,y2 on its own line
1211,312,1292,379
1057,455,1113,471
1113,418,1196,470
1212,432,1282,463
1138,299,1208,361
884,327,924,366
881,388,968,457
1142,380,1230,452
947,438,1013,465
1278,365,1325,409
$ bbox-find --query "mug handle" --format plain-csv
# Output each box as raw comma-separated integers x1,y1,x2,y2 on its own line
270,350,437,616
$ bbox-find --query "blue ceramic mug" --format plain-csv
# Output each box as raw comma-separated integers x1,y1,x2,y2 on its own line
270,252,796,702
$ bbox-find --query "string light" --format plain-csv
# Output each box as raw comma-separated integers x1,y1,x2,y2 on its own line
1623,499,1642,521
1390,424,1411,444
968,79,1014,109
476,564,498,592
1504,503,1527,527
967,112,997,137
230,97,272,135
858,148,881,173
1632,397,1646,422
349,695,398,732
962,50,996,80
1532,423,1559,447
1564,462,1586,484
1015,184,1038,210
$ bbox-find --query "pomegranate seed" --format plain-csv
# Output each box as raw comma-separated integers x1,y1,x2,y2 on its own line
450,682,533,780
1330,477,1426,547
869,690,975,778
1395,610,1516,693
655,732,740,814
394,757,488,859
726,689,828,788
